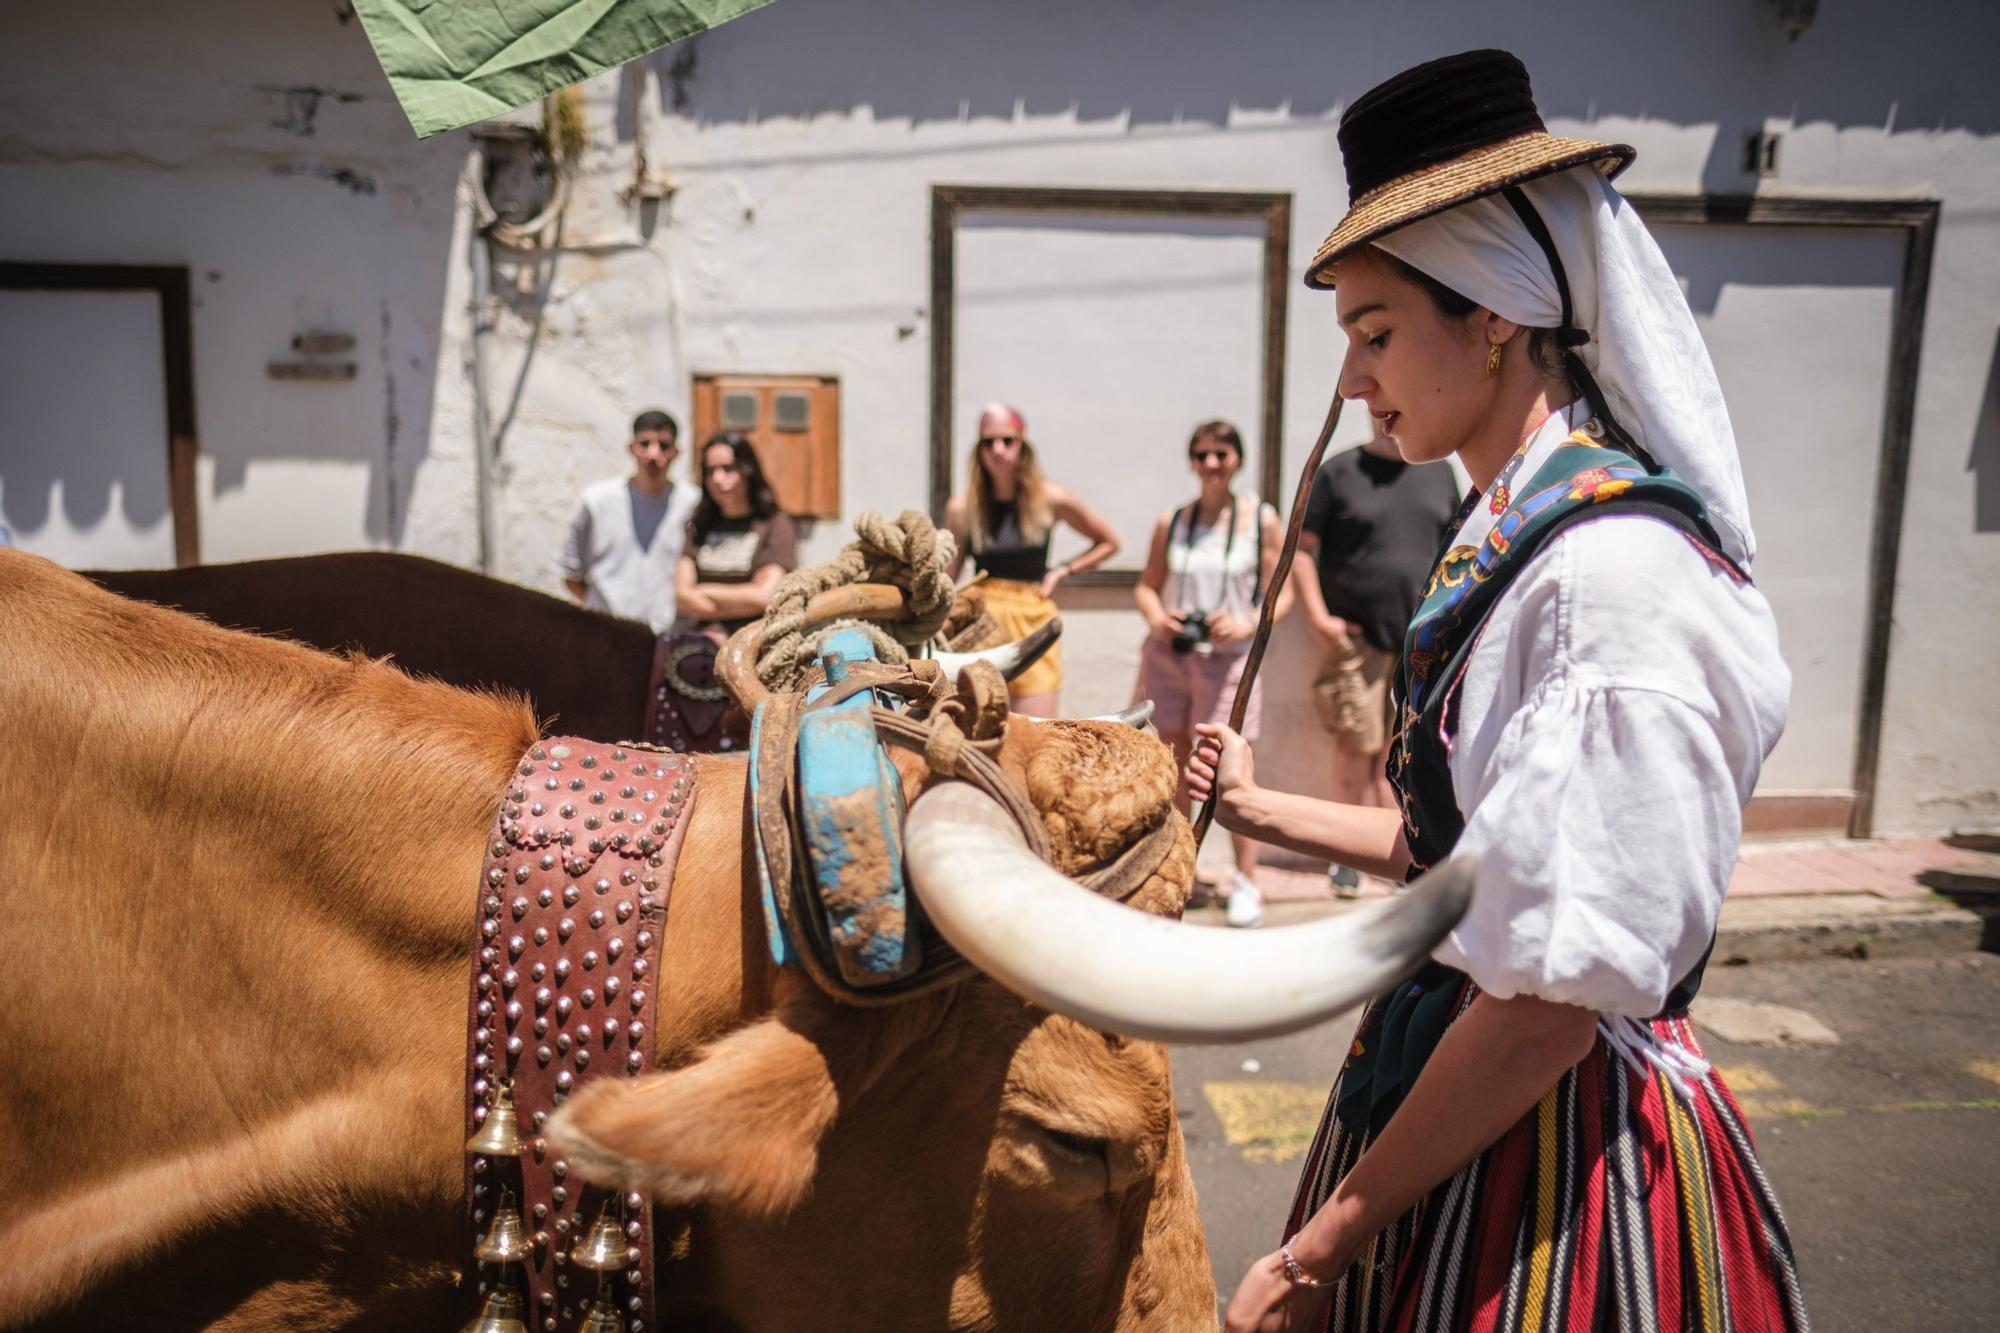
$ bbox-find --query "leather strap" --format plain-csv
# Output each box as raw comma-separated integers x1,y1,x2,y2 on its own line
465,739,696,1332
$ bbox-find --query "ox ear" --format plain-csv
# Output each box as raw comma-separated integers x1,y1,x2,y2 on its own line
544,979,939,1216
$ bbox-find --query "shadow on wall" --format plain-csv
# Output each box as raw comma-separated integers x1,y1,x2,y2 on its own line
612,0,2000,155
1974,327,2000,534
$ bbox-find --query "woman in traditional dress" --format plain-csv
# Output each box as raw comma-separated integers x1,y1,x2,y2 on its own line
1187,50,1807,1332
944,403,1120,717
1133,418,1291,928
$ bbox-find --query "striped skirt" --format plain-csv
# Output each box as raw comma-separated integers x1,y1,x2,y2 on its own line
1285,1010,1810,1332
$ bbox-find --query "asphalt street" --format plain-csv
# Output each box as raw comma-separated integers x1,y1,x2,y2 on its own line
1172,950,2000,1330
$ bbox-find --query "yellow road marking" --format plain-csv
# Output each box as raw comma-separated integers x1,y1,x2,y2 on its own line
1201,1081,1326,1164
1718,1063,1781,1092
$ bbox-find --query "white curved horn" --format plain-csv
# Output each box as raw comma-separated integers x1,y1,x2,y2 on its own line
904,782,1472,1044
1028,700,1155,729
931,615,1062,682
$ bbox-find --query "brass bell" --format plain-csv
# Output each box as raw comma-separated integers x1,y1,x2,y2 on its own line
569,1203,630,1272
466,1084,526,1156
581,1296,625,1332
459,1285,530,1333
474,1191,532,1265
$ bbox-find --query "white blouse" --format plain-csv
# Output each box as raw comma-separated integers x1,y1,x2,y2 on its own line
1428,406,1791,1018
1164,492,1276,657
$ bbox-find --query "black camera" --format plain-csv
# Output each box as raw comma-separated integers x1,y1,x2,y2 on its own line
1170,608,1210,655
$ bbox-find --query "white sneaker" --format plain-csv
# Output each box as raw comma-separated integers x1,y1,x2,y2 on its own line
1225,875,1265,929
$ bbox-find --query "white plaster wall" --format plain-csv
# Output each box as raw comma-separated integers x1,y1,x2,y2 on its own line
0,0,467,560
3,0,1995,835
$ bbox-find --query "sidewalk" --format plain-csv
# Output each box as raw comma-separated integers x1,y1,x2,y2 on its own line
1192,836,2000,959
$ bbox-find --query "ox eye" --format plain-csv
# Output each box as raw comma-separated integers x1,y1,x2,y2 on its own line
1037,1124,1109,1166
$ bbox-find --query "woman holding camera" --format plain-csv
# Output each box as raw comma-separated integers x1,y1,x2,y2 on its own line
1134,419,1292,927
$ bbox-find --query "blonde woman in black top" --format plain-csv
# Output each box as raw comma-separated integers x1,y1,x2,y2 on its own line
944,403,1119,717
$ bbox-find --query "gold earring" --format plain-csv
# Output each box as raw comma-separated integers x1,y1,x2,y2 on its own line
1484,342,1503,378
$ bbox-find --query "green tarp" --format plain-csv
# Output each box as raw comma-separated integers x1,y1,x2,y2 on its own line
352,0,780,138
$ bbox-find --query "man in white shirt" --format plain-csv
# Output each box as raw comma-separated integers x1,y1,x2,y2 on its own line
557,410,702,632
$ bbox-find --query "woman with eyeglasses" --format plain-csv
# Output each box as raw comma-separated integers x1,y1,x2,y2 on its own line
1133,419,1291,928
674,431,799,640
943,404,1119,717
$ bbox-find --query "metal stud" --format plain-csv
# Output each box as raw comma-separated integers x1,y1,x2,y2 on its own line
631,958,645,977
505,999,523,1021
607,937,625,961
537,1045,553,1065
582,949,600,970
534,927,549,945
620,786,636,800
581,755,597,769
555,958,571,980
629,1020,645,1042
588,909,606,930
539,853,556,871
559,803,576,819
535,987,552,1008
575,1048,591,1069
559,918,575,941
604,1016,621,1037
534,1017,548,1036
557,1034,572,1053
506,1036,523,1055
581,988,597,1008
557,996,573,1017
628,1051,644,1071
564,885,581,906
538,888,554,908
512,897,530,918
569,776,586,791
630,989,646,1010
604,976,621,999
531,802,546,817
488,868,506,886
576,1022,593,1043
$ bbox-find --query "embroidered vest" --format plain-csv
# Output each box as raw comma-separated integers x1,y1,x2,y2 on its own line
1335,428,1746,1139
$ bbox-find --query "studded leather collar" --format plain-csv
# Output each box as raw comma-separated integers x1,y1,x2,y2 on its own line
464,739,695,1332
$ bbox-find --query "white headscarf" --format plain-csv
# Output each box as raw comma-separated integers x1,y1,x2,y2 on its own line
1374,167,1757,568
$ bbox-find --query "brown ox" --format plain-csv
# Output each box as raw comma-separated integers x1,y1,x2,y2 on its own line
85,553,658,743
4,549,1468,1330
0,549,1219,1330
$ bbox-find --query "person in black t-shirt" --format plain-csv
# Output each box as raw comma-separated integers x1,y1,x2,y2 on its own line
674,432,800,638
1298,424,1459,859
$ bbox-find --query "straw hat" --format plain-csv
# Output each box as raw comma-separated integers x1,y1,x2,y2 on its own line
1306,49,1633,289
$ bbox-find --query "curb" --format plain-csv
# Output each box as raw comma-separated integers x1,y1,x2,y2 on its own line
1184,894,2000,962
1711,893,1997,963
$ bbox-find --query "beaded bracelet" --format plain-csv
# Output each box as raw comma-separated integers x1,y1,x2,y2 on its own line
1281,1240,1334,1289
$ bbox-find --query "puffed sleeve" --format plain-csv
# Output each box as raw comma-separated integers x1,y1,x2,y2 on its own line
1432,517,1789,1017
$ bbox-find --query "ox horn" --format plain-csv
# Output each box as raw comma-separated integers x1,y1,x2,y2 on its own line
716,584,913,711
929,614,1062,683
1027,700,1155,729
902,782,1473,1044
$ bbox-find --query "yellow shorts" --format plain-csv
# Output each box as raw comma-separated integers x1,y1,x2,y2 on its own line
1312,631,1394,755
979,578,1062,698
